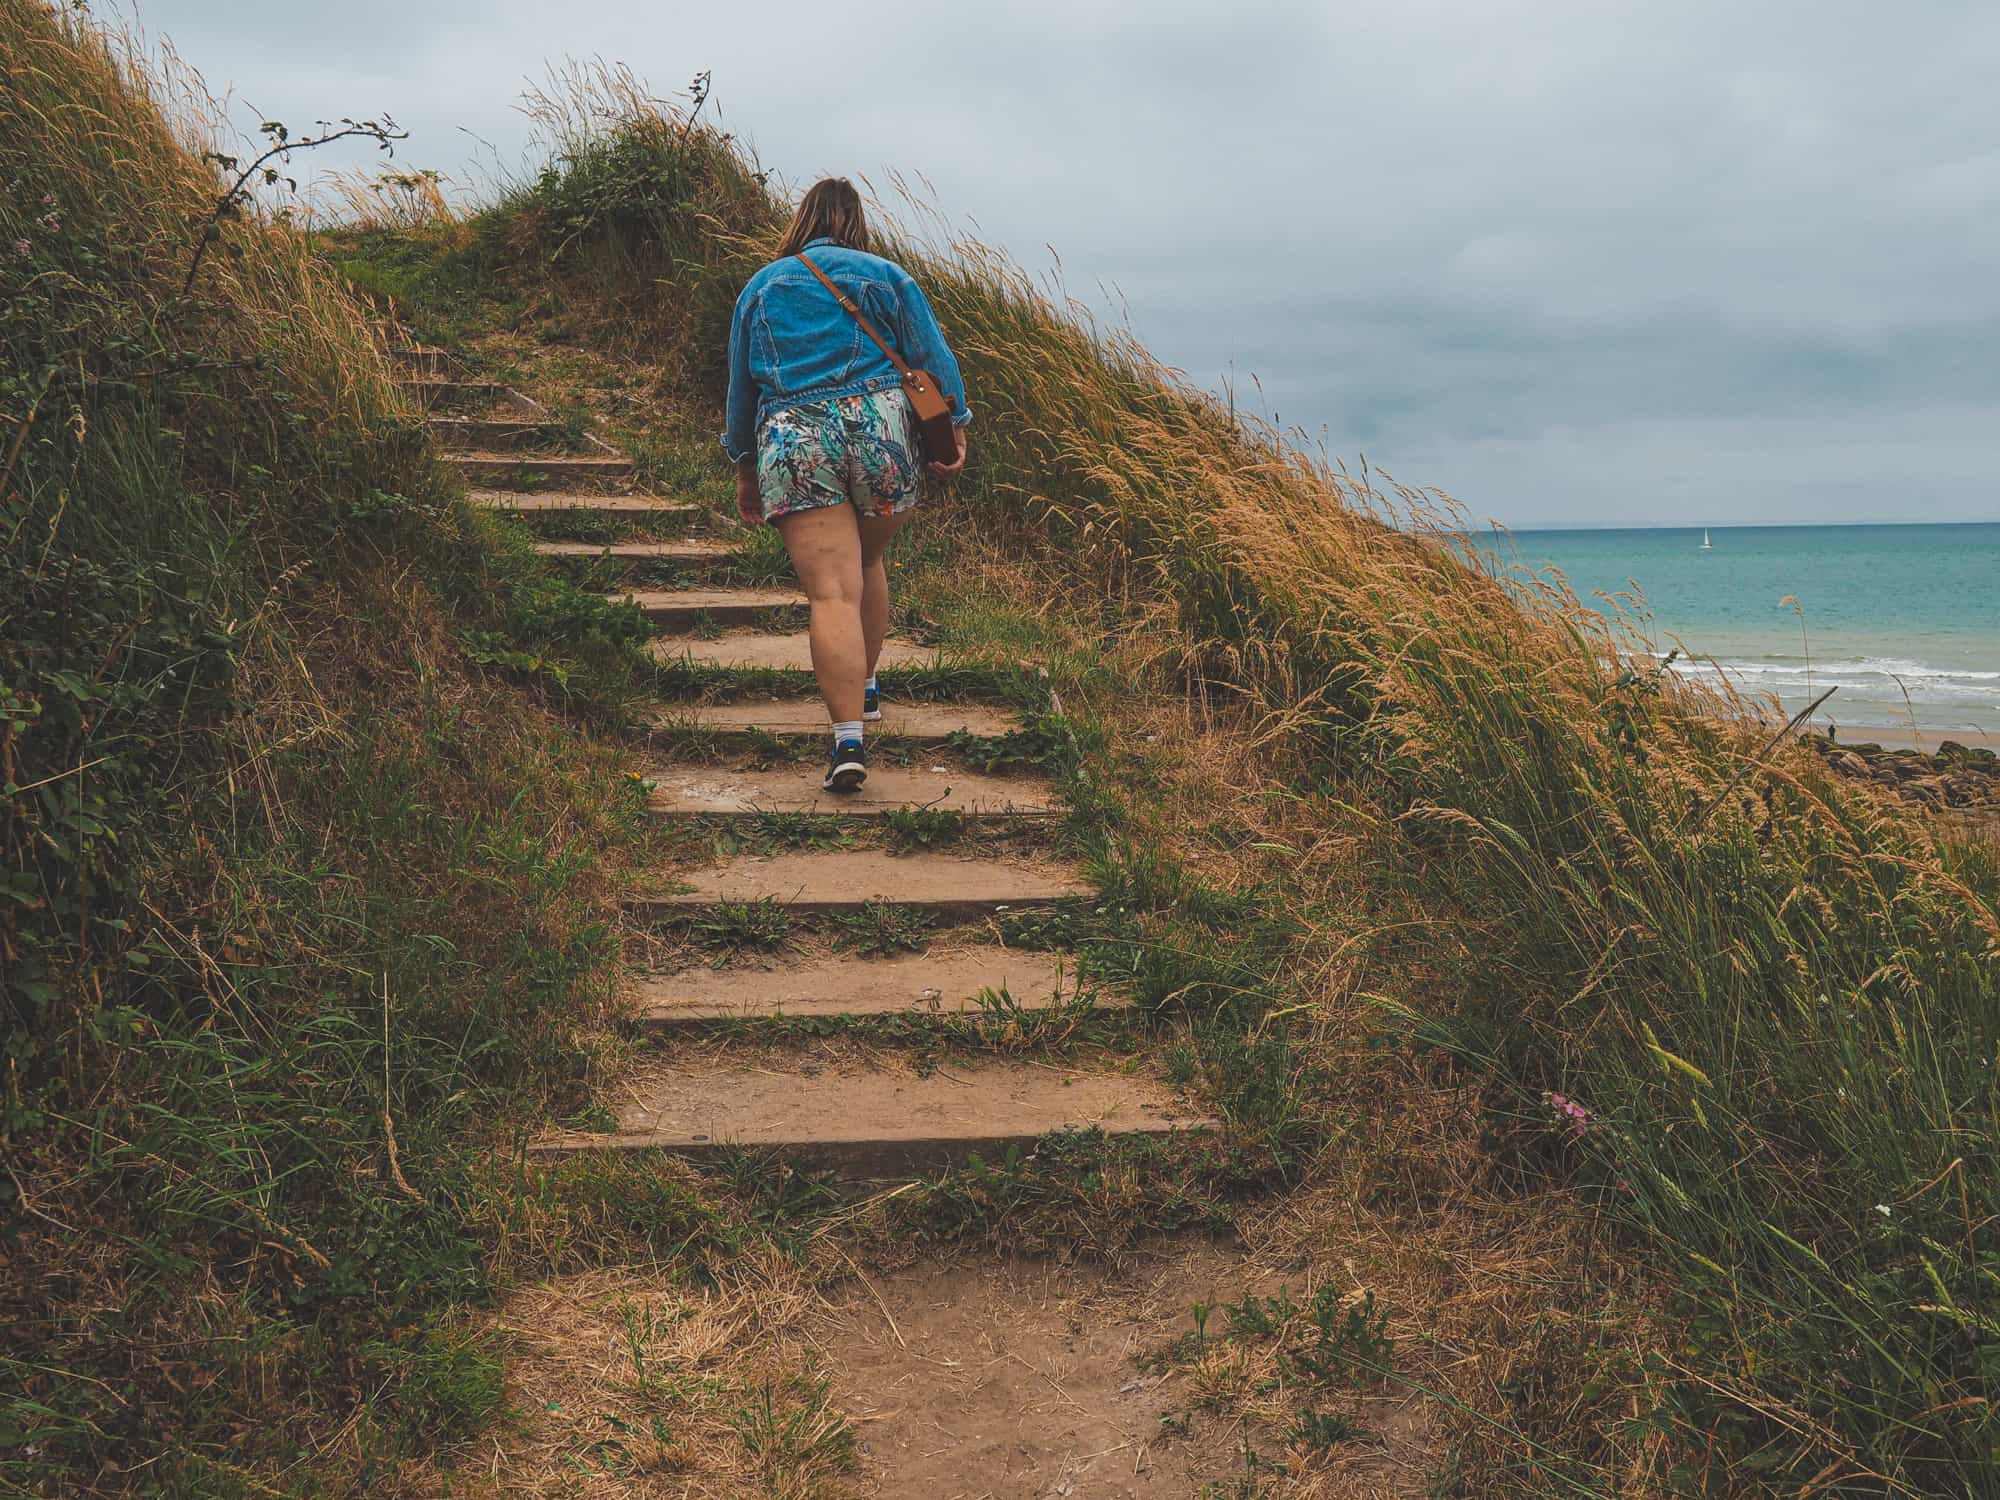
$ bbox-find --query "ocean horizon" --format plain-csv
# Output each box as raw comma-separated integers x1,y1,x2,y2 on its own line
1481,521,2000,734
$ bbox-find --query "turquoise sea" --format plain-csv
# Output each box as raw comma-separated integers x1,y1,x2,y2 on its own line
1486,523,2000,734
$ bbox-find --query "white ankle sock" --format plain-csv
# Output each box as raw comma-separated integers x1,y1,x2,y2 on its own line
832,721,864,748
865,675,878,692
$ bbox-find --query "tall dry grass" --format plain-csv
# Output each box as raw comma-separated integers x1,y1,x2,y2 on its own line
466,70,2000,1495
2,7,650,1494
317,166,462,232
912,224,2000,1500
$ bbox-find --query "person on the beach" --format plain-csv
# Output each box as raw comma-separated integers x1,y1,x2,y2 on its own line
721,178,971,793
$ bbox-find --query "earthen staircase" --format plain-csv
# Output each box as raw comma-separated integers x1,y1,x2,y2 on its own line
398,344,1208,1186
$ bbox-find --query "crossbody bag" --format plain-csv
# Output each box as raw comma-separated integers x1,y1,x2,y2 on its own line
796,252,961,468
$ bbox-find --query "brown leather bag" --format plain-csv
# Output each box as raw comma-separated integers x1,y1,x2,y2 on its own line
796,253,962,468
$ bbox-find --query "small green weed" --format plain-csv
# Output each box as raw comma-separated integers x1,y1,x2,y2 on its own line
623,421,723,497
683,899,792,951
1200,1438,1278,1498
1225,1289,1299,1340
950,984,1116,1051
518,510,650,545
708,1148,845,1259
559,1101,619,1133
1293,1286,1393,1387
554,402,595,451
648,659,1025,706
829,901,933,957
706,525,796,586
715,812,852,855
359,1313,508,1449
996,903,1118,951
1180,1024,1325,1164
728,1373,856,1483
488,464,553,492
885,1128,1241,1258
1289,1408,1369,1452
947,710,1094,776
882,805,967,852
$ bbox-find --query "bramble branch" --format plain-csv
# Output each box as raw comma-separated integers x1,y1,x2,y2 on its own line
183,114,408,295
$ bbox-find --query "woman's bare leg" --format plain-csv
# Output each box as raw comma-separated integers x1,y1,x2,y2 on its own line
858,510,912,679
774,505,866,724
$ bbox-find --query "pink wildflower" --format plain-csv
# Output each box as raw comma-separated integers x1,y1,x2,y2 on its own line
12,239,28,258
1549,1092,1589,1137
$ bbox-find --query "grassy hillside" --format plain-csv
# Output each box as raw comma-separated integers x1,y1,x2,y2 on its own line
0,10,657,1494
385,69,2000,1497
9,14,1998,1494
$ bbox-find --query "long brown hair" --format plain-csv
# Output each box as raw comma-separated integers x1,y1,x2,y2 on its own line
774,177,871,259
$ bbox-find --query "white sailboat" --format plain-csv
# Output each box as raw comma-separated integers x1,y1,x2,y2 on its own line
1700,528,1714,550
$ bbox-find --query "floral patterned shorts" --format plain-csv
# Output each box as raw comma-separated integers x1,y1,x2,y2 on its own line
756,389,923,525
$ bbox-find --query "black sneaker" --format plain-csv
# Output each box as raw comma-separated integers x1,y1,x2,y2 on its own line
824,739,867,793
863,683,883,722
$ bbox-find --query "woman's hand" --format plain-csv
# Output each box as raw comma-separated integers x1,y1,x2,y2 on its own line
926,427,967,479
735,459,761,527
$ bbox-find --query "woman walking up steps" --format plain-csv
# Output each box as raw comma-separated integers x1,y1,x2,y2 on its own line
720,178,972,792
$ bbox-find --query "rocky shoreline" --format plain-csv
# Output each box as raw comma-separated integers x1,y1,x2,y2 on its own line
1813,735,2000,810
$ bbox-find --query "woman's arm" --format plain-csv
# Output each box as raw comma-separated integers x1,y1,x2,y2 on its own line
719,285,758,464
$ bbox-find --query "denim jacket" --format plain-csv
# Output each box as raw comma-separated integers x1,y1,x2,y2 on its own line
721,237,973,462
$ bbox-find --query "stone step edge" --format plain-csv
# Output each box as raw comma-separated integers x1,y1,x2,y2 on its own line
527,1114,1213,1180
400,379,532,409
432,423,621,461
465,490,701,514
416,385,549,413
538,540,737,559
446,451,633,470
647,637,961,673
622,888,1087,919
634,989,1132,1031
648,703,1023,745
643,800,1058,823
619,590,807,620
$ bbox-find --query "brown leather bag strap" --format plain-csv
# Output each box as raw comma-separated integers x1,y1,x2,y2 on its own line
796,252,915,380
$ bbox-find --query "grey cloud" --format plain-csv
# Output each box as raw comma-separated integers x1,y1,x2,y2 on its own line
122,0,2000,525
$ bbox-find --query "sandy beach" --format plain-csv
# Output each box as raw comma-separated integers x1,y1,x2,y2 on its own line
1817,724,2000,753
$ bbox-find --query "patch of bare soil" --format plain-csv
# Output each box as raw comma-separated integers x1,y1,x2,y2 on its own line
818,1239,1434,1500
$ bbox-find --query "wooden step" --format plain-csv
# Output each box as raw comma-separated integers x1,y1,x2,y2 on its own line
627,849,1091,919
531,1057,1206,1180
446,452,634,490
391,346,448,376
468,490,700,517
658,701,1021,744
537,539,735,562
632,949,1116,1030
429,415,584,451
401,379,522,411
652,633,939,673
623,588,806,628
638,764,1056,819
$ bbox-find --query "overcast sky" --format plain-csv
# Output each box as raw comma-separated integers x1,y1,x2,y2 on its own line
128,0,2000,528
